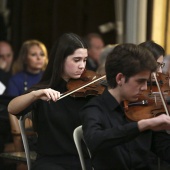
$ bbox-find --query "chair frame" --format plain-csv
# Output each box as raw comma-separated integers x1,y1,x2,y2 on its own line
73,126,161,170
18,112,36,170
73,125,93,170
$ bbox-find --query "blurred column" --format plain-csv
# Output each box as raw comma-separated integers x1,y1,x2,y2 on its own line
114,0,124,43
125,0,147,44
151,0,168,50
137,0,147,44
165,1,170,54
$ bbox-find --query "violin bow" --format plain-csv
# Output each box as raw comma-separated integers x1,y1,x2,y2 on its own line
153,72,170,116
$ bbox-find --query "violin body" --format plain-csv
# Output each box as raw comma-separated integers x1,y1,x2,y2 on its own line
66,70,106,97
148,73,170,96
124,72,170,122
124,95,165,121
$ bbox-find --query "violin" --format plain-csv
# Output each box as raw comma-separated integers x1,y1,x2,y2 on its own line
124,72,170,122
124,94,165,122
59,70,106,100
146,72,170,97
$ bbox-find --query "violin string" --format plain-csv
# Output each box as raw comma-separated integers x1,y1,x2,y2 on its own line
154,95,157,106
153,72,170,116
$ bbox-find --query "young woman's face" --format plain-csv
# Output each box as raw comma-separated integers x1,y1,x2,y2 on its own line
63,48,88,81
26,45,46,73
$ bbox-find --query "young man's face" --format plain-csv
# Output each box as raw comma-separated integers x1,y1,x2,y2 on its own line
120,70,150,102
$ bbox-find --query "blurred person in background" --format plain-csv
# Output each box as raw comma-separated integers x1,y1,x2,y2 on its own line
5,40,48,158
0,41,14,95
84,33,105,72
0,41,14,169
6,40,48,97
97,44,117,76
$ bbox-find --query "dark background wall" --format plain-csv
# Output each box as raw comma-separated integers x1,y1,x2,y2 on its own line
5,0,116,59
0,0,153,59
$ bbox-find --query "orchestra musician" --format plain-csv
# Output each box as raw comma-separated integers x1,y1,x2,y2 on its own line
8,33,96,170
80,43,170,170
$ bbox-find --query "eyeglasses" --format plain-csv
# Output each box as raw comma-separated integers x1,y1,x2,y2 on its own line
157,62,165,68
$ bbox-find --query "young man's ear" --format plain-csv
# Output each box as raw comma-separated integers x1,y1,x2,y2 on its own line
116,73,124,86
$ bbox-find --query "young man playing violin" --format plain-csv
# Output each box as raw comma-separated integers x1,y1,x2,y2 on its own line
80,43,170,170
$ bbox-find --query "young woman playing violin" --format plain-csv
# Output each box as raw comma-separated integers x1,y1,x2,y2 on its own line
8,33,99,170
80,44,170,170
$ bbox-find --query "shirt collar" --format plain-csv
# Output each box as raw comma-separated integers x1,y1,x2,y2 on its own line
102,88,124,112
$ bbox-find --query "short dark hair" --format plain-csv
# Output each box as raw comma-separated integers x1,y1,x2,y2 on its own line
105,43,157,88
139,40,165,60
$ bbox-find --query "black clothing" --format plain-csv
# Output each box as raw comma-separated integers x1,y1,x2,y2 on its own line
32,155,92,170
20,79,92,170
80,89,170,170
0,95,14,169
0,95,14,153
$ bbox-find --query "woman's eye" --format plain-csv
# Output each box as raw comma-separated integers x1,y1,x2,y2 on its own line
40,54,45,57
30,53,36,56
74,58,80,62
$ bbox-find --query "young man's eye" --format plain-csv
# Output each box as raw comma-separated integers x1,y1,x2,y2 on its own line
138,80,147,84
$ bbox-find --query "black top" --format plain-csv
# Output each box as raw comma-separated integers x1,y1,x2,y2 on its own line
80,89,170,170
21,79,93,165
